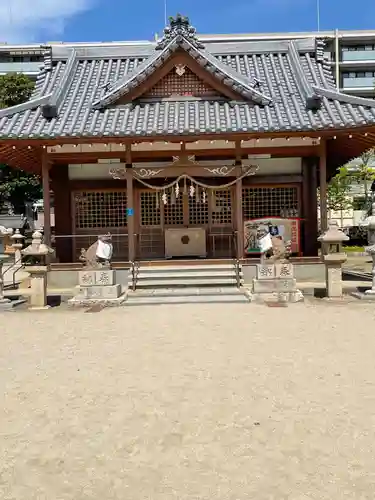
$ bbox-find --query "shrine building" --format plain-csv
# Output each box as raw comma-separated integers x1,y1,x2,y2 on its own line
1,15,375,264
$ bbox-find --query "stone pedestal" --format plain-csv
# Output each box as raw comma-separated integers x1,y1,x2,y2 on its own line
249,263,303,303
27,266,49,310
69,269,126,307
323,254,347,298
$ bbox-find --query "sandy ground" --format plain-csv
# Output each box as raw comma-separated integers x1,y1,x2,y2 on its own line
1,302,375,499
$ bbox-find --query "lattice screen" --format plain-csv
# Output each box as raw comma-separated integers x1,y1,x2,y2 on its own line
163,193,184,226
140,191,161,226
74,190,127,229
211,189,232,225
188,195,209,225
242,186,299,220
144,67,219,98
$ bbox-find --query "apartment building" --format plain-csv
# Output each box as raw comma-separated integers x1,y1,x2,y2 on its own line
1,28,375,93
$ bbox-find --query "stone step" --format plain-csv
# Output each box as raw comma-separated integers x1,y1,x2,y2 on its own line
133,270,242,281
133,278,242,288
133,264,237,274
125,294,250,305
127,287,245,298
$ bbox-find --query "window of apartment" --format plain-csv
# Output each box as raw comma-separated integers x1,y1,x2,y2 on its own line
343,44,375,51
342,71,375,79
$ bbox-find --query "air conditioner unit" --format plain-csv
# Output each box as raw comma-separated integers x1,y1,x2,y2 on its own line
165,228,207,258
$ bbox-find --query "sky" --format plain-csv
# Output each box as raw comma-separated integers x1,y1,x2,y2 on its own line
0,0,375,44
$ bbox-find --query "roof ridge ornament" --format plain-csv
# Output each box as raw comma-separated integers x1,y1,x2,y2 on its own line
156,13,205,51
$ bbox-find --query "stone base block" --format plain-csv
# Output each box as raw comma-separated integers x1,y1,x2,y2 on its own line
0,298,27,310
77,284,121,299
352,290,375,301
68,293,127,308
252,278,297,293
249,289,304,304
78,270,116,287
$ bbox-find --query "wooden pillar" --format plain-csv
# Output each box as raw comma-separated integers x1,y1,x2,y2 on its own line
235,178,243,259
51,165,72,262
319,141,328,232
302,157,319,256
41,153,51,246
126,168,135,262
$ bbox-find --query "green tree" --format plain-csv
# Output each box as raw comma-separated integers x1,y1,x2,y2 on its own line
0,72,34,107
0,73,41,213
326,174,353,227
338,148,375,211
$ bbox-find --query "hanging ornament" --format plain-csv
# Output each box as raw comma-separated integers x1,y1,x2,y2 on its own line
175,182,180,198
162,191,168,205
171,186,176,205
195,185,200,203
202,190,207,204
189,183,195,197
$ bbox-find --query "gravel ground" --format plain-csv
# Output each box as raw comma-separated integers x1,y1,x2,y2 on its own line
1,301,375,499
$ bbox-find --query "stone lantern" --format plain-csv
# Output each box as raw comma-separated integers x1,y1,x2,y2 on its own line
11,229,25,263
21,231,54,310
318,219,349,298
2,227,14,255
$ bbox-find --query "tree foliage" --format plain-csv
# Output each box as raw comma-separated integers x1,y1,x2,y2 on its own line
326,174,353,213
337,148,375,211
0,73,34,108
0,73,41,213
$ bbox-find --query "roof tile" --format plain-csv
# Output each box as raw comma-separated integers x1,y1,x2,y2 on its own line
1,17,375,139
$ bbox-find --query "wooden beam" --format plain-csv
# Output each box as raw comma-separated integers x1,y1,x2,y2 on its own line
48,146,319,164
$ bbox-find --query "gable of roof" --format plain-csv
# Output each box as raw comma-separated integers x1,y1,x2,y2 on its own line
91,14,272,109
0,16,375,140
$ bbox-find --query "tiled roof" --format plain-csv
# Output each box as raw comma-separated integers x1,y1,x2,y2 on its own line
1,16,375,140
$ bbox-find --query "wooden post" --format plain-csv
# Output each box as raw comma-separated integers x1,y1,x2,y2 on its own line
319,141,328,232
41,153,52,247
235,178,243,259
126,169,135,262
51,165,72,262
302,157,319,256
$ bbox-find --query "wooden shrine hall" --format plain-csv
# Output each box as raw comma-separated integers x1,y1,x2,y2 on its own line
1,14,375,264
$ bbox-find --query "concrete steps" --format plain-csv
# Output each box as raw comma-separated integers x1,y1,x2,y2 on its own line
126,287,249,305
126,262,249,305
130,264,244,290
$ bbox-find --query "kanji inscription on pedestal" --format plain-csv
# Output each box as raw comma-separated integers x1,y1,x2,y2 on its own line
256,264,275,280
275,263,294,279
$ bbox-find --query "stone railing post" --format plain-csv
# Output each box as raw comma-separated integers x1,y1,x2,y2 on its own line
21,231,54,310
318,220,349,298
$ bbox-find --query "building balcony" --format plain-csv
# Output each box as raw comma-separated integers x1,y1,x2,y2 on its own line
342,76,375,88
0,61,41,75
342,50,375,62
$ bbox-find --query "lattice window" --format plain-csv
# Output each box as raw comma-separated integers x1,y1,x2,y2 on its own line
144,67,219,98
242,186,299,220
188,193,209,225
140,191,161,226
163,193,184,226
74,190,127,229
211,189,232,225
